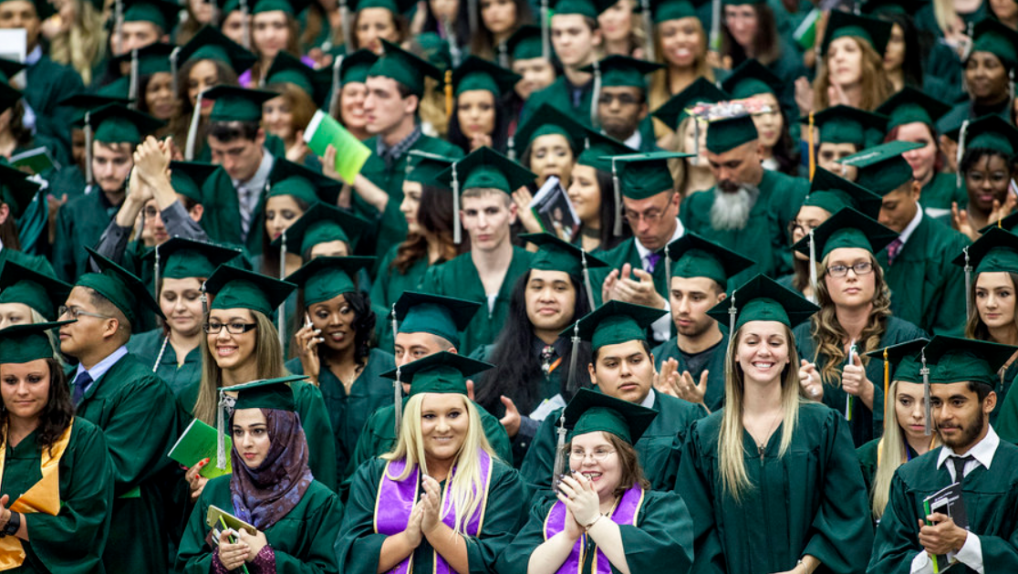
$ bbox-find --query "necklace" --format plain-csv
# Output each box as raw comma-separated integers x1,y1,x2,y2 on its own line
152,335,170,373
751,408,783,453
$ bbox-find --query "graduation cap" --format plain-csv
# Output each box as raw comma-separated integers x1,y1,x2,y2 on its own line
393,292,482,350
175,25,257,74
651,0,710,23
581,55,663,90
506,25,544,61
791,208,897,298
923,336,1017,388
0,163,42,220
951,226,1018,316
0,321,73,364
215,374,308,468
267,158,343,207
521,232,609,310
59,93,133,119
380,351,493,397
574,129,632,173
114,42,175,104
265,51,331,106
270,203,369,257
800,105,888,149
840,140,922,196
0,81,21,116
562,387,657,443
875,87,951,131
969,18,1018,68
820,10,893,57
705,113,758,155
251,0,312,15
284,256,375,306
169,160,221,204
651,78,728,131
864,337,929,431
511,103,585,161
801,167,885,220
0,261,72,321
860,0,925,16
146,237,242,285
336,49,379,86
367,39,443,98
567,300,667,351
79,103,164,145
958,114,1018,159
78,247,165,328
452,56,521,98
720,59,781,99
552,0,615,19
707,274,819,333
665,232,755,291
204,264,296,317
121,0,180,32
405,151,455,186
602,151,686,235
204,86,277,123
347,0,415,12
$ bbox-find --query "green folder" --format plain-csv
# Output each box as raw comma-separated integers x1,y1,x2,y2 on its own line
303,109,371,183
168,418,233,479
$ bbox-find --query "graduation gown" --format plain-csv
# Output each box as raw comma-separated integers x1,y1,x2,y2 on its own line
23,54,83,160
674,402,874,574
793,317,927,447
918,172,966,223
855,437,921,497
421,246,535,356
520,391,703,493
286,348,396,483
74,353,187,574
0,418,113,574
868,440,1018,573
520,76,595,128
497,488,694,574
52,189,120,283
876,213,970,337
680,170,809,282
335,455,528,574
369,244,436,352
991,360,1018,427
127,329,202,399
176,475,344,573
990,366,1018,443
589,236,671,307
652,333,728,414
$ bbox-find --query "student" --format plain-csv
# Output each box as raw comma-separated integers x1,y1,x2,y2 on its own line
176,377,344,573
447,56,519,155
810,11,893,113
113,0,177,55
59,249,185,573
565,128,635,252
331,49,379,142
513,105,585,190
505,25,557,121
721,60,798,175
952,116,1018,238
868,336,1018,573
801,106,887,180
262,52,325,163
938,20,1018,135
520,301,703,493
499,389,695,574
336,352,529,574
346,0,411,53
0,261,70,341
0,322,114,574
650,77,725,195
584,55,662,151
675,275,874,573
247,0,308,86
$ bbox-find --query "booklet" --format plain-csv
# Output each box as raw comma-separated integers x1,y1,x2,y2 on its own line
303,109,371,183
530,176,580,242
206,504,259,539
0,30,26,88
923,482,969,572
168,418,232,479
10,146,56,175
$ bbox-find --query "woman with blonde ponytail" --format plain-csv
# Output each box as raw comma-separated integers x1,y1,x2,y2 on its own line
675,274,874,573
46,0,108,86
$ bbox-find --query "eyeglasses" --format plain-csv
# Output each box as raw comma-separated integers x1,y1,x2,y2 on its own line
598,93,643,106
203,321,258,334
826,262,874,278
143,207,160,219
58,306,113,321
624,208,666,224
568,448,616,462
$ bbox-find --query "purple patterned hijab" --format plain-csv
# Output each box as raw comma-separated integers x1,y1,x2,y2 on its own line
229,408,314,530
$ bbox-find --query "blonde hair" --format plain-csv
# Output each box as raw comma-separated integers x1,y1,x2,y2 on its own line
382,393,493,535
193,309,287,424
813,37,892,112
647,16,714,139
418,77,449,138
49,0,108,86
719,323,802,503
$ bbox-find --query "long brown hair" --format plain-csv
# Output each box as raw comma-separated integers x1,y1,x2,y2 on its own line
0,358,72,455
965,271,1018,342
169,58,240,149
249,15,302,83
392,184,461,274
647,16,714,130
813,37,893,112
562,432,651,497
722,3,781,66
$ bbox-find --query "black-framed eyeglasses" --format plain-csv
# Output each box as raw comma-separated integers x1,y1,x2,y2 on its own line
57,306,113,321
826,262,874,278
203,321,258,334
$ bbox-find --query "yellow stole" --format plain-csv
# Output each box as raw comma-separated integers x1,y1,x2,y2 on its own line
0,418,73,570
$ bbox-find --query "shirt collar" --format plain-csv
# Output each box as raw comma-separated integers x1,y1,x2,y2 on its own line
897,204,923,245
233,149,274,189
937,425,1000,471
25,45,42,66
634,218,684,261
377,125,422,162
75,345,129,384
619,129,641,151
640,388,656,409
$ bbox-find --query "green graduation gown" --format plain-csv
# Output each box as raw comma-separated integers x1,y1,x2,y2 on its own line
286,348,397,482
127,329,202,399
868,439,1018,573
421,246,535,356
74,353,187,574
336,455,528,574
370,244,436,352
1,418,113,574
876,213,970,337
652,333,728,413
793,317,927,447
675,402,874,574
520,391,703,493
23,54,83,160
589,236,671,308
176,475,344,573
52,189,121,283
988,363,1018,443
855,437,921,498
680,170,809,282
520,76,595,128
919,172,966,224
497,488,694,574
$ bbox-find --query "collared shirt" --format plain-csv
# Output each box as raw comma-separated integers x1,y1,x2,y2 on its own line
910,426,1001,574
376,125,422,168
233,150,274,240
25,44,42,66
622,130,642,151
640,388,656,410
74,345,129,395
635,219,685,343
898,204,924,247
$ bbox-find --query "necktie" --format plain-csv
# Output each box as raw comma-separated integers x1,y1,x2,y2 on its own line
72,371,92,405
646,252,662,273
541,345,555,375
950,454,974,486
886,238,903,265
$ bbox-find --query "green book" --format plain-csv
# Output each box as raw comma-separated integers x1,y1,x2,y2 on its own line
206,504,258,537
794,9,821,51
9,146,55,175
168,418,233,479
303,109,371,183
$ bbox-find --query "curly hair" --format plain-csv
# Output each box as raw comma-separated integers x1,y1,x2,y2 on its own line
296,288,376,368
392,183,463,274
813,37,893,112
0,358,74,456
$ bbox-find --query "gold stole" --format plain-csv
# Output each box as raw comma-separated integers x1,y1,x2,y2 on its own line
0,418,73,570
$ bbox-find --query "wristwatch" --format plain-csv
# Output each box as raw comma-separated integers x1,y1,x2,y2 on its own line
0,512,19,538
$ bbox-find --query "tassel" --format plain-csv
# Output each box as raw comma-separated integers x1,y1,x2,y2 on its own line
498,40,509,68
329,55,344,118
240,0,251,49
445,69,454,118
446,19,462,67
467,0,478,38
665,247,671,296
611,157,622,237
185,91,204,161
956,120,969,188
641,0,654,61
128,48,139,108
452,163,462,244
170,46,181,96
154,242,161,301
590,59,601,128
808,111,815,182
693,118,700,158
1010,69,1015,110
566,323,580,395
807,228,818,304
882,347,889,423
392,304,402,435
709,0,721,52
216,390,229,469
201,280,209,318
581,250,595,311
340,0,352,50
963,246,972,319
277,226,286,347
921,349,932,436
727,289,736,334
551,412,568,489
84,110,94,184
507,135,516,161
540,0,550,60
114,0,124,55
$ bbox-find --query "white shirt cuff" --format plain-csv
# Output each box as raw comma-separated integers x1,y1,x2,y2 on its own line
955,532,983,573
910,550,933,574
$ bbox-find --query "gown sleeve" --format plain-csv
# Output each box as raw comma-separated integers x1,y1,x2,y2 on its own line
270,487,345,574
335,460,389,574
495,499,555,574
295,383,339,493
673,421,727,574
175,476,221,574
104,375,183,495
518,409,559,493
463,463,529,574
617,490,694,574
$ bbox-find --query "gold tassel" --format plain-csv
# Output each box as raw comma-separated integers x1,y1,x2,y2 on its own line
808,111,815,182
445,69,454,118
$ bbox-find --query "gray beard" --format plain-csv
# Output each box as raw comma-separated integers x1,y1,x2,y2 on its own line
710,185,759,231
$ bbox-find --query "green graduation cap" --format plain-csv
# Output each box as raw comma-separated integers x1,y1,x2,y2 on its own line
405,150,454,186
720,59,780,99
0,82,21,116
722,0,763,6
337,49,379,85
705,113,758,154
969,18,1018,68
204,86,277,123
951,227,1018,316
267,158,342,207
552,0,614,19
284,256,375,306
960,115,1018,159
251,0,311,15
146,237,242,282
792,207,897,260
270,203,369,256
79,103,164,144
122,0,180,32
651,0,709,23
922,336,1017,388
176,25,257,72
366,39,443,98
0,163,41,220
820,10,892,57
875,87,951,131
521,232,609,309
78,247,165,327
511,103,585,160
563,388,657,443
860,0,925,16
580,55,663,89
453,56,521,97
266,51,331,106
840,140,922,196
96,77,131,100
651,77,728,130
59,93,134,119
347,0,416,12
665,232,755,290
506,25,543,61
115,41,174,76
0,261,72,321
205,264,296,317
0,321,72,364
605,151,686,200
393,292,482,349
229,375,307,412
863,337,929,425
380,351,494,397
567,300,667,351
574,129,632,173
707,274,819,332
801,105,888,148
801,167,885,219
436,146,536,195
169,160,221,204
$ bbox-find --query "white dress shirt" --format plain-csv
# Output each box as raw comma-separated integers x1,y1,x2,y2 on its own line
634,219,685,342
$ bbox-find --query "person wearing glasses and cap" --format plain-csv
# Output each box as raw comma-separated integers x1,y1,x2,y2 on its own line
869,337,1018,574
583,55,663,152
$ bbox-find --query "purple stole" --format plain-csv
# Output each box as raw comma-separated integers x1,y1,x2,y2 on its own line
374,449,493,574
543,486,645,574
